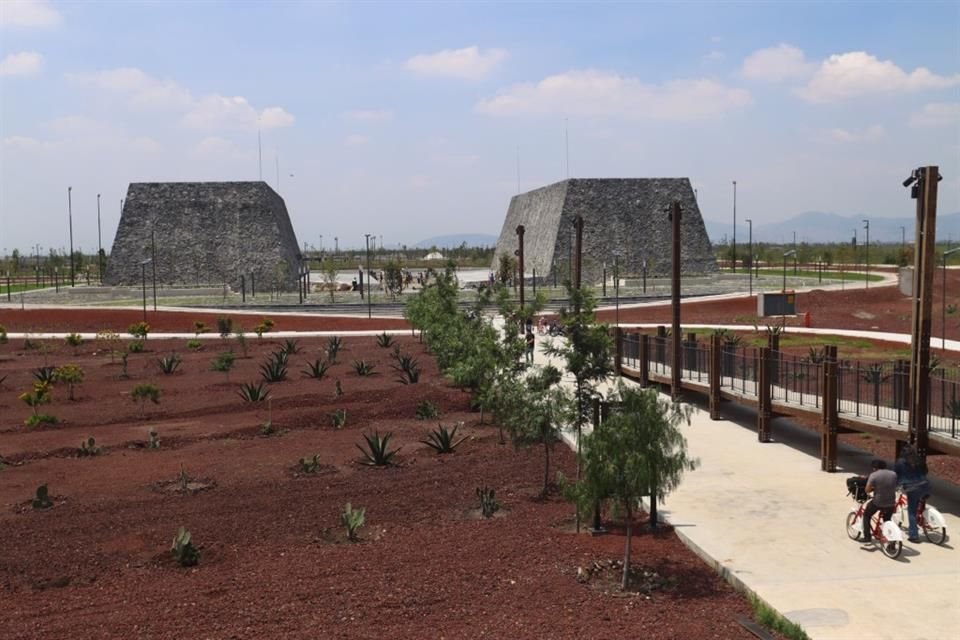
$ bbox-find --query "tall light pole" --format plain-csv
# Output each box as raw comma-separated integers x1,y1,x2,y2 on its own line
782,249,796,292
364,233,372,319
96,193,103,283
67,186,75,286
746,219,753,296
863,219,870,289
944,247,960,349
731,180,737,273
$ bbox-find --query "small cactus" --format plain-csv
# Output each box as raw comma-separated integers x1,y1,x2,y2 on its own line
476,486,499,518
32,484,53,509
171,526,199,566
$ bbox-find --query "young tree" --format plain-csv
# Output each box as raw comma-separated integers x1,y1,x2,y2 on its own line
567,383,698,590
54,364,84,401
383,259,405,298
322,258,338,303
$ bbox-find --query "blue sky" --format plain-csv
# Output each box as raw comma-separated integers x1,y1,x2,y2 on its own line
1,0,958,255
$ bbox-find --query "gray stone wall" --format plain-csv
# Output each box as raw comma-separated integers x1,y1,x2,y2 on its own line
493,178,716,284
104,182,302,289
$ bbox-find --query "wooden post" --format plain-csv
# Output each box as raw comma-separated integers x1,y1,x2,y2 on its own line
670,202,682,400
614,326,623,376
656,325,666,366
768,331,781,384
908,166,939,460
639,334,650,388
821,345,838,471
516,224,525,316
757,346,772,442
709,334,721,419
573,216,584,290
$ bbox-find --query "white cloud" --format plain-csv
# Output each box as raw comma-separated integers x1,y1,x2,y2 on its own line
476,69,752,120
3,135,54,150
0,51,43,76
193,136,235,154
68,67,193,109
703,50,725,63
797,51,960,103
819,124,886,143
344,134,370,146
909,102,960,128
69,66,294,130
409,175,432,189
130,136,162,153
741,44,814,82
0,0,62,28
405,46,507,80
342,109,394,122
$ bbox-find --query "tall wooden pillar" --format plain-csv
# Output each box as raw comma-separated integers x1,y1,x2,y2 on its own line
614,326,623,376
757,346,772,442
821,345,839,471
670,202,682,400
709,334,721,419
639,334,650,388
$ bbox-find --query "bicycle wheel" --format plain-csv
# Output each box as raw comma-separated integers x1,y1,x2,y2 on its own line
846,512,861,540
923,506,947,545
881,539,902,559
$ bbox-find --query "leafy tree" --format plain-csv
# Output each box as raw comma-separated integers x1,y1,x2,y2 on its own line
566,384,698,590
322,258,338,302
54,364,84,400
383,259,405,298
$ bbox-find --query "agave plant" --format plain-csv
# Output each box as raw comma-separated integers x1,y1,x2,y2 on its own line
391,352,421,384
33,366,57,384
352,360,376,376
302,359,330,380
421,423,467,454
157,353,183,375
280,338,301,355
238,381,271,403
356,431,400,466
260,358,288,383
341,502,365,541
326,335,343,362
376,332,394,348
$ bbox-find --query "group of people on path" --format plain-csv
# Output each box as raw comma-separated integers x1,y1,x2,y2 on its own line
862,445,931,543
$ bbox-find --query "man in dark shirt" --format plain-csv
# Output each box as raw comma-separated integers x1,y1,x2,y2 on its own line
863,459,897,542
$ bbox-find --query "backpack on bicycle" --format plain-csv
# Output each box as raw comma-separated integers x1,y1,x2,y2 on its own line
846,476,868,502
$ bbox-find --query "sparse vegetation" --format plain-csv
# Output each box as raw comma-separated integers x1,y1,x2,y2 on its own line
233,328,248,357
32,484,53,510
211,351,236,382
357,431,400,466
131,383,161,418
476,486,499,518
749,593,810,640
157,353,182,375
302,359,330,380
415,400,439,420
77,436,102,457
171,526,199,567
0,324,7,344
376,332,394,348
327,336,342,362
260,355,289,383
422,423,467,454
238,381,271,403
281,338,300,355
391,350,421,384
330,408,347,429
54,364,84,400
340,502,365,541
352,359,376,376
298,454,323,473
147,428,160,449
96,329,121,363
20,380,53,425
128,339,145,353
65,332,83,351
128,321,150,340
217,315,233,339
186,339,203,351
193,321,209,336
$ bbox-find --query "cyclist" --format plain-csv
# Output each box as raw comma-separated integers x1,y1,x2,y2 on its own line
863,459,897,543
894,444,930,544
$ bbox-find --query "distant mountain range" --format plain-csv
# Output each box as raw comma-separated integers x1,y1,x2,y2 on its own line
414,233,498,249
703,211,960,245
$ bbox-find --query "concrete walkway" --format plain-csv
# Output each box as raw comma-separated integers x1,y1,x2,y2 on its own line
529,332,959,640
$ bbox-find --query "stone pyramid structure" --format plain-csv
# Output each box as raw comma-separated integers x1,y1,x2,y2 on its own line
492,178,716,284
104,182,302,289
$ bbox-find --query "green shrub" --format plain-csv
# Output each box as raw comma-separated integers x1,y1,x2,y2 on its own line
748,593,810,640
0,324,7,344
23,338,39,350
233,328,248,357
422,423,467,454
259,421,275,436
298,454,323,473
32,484,53,510
131,383,161,418
54,364,84,400
171,526,199,567
147,428,160,449
193,320,209,336
186,339,203,351
20,380,52,423
65,333,83,349
476,486,499,518
25,414,58,427
334,379,343,397
217,315,233,338
128,339,145,353
357,431,400,466
415,400,439,420
128,321,150,340
211,351,236,382
340,503,365,542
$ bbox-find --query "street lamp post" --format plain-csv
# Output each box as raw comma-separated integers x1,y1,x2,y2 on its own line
732,180,737,273
68,186,75,286
944,247,960,349
863,219,870,289
364,233,372,319
782,250,796,292
140,259,152,322
746,218,753,296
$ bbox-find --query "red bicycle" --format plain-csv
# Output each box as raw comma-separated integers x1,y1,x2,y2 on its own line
845,476,903,559
893,490,947,545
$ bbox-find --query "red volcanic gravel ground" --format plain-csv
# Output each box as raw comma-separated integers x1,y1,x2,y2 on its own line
0,334,761,640
0,308,409,334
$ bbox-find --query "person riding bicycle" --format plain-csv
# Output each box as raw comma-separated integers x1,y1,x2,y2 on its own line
863,459,897,543
894,445,930,544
